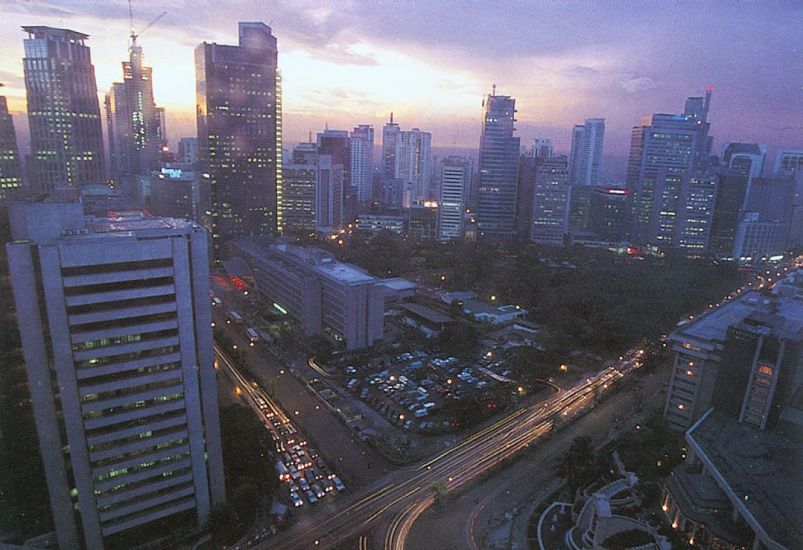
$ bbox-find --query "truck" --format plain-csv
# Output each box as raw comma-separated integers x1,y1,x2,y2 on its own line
226,310,243,324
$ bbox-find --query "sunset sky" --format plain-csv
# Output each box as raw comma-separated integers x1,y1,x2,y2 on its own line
1,0,801,176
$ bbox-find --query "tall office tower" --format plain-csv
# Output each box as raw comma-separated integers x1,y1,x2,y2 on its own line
589,187,630,242
773,149,803,176
381,114,401,181
314,154,343,232
22,27,105,195
282,145,343,234
627,90,713,244
196,22,279,260
0,88,24,201
282,162,317,233
398,128,432,205
349,125,374,202
292,141,318,164
672,172,718,252
151,163,201,223
530,155,570,245
317,129,350,219
476,88,520,240
438,156,472,241
515,156,537,241
530,138,553,159
105,36,165,206
732,176,795,262
6,202,225,550
709,171,750,258
721,142,767,180
178,137,199,165
568,118,605,186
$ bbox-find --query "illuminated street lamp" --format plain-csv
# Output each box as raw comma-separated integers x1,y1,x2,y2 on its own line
490,295,497,301
559,364,568,372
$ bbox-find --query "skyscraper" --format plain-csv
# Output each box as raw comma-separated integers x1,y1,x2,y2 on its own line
178,137,199,165
317,129,350,220
773,149,803,176
530,138,553,159
22,27,105,194
398,128,432,205
0,87,24,201
627,90,713,244
722,142,767,180
568,118,605,186
349,125,374,203
381,114,401,181
6,202,225,550
196,22,279,260
530,155,570,245
476,88,520,240
105,36,165,205
438,156,472,241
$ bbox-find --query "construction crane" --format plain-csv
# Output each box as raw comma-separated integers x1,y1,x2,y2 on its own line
128,0,167,47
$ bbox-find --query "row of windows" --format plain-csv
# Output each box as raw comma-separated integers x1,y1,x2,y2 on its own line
83,391,184,421
94,450,191,483
94,465,192,499
92,436,188,471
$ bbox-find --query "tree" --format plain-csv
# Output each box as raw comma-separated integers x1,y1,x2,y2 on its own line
554,436,610,494
436,320,481,359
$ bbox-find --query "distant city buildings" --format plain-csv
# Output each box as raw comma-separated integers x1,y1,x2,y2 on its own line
0,88,24,201
195,22,280,260
349,124,374,203
150,163,201,222
476,88,520,240
23,27,105,194
773,149,803,176
379,116,432,208
6,202,225,550
233,239,385,350
530,155,570,245
105,35,166,206
588,187,630,242
722,142,766,180
177,137,198,165
568,118,605,187
438,156,472,241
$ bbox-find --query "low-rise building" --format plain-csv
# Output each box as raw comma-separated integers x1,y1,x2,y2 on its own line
400,303,454,338
462,299,527,325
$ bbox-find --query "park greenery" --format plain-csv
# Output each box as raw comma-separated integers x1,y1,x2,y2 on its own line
321,230,745,356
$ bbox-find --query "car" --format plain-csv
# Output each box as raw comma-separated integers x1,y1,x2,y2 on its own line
305,470,315,484
299,478,310,492
305,490,318,504
324,466,334,479
288,481,299,493
332,476,346,492
312,484,325,498
321,478,334,492
312,467,324,481
290,492,304,507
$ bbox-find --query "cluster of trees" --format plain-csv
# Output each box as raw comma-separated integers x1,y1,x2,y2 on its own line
554,436,613,496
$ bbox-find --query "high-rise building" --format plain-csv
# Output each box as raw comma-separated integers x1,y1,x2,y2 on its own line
150,163,201,223
6,202,225,550
568,118,605,187
530,155,570,245
105,36,165,205
721,142,766,180
349,125,374,203
281,162,318,234
627,90,713,244
22,27,105,194
773,149,803,176
732,176,795,262
672,172,718,252
0,88,24,201
398,128,432,205
476,89,520,240
530,138,553,159
588,187,630,242
177,137,199,165
438,156,472,241
196,22,280,260
317,129,350,220
709,171,750,259
381,114,401,182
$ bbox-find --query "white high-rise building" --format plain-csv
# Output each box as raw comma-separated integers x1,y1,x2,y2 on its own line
6,202,225,550
349,125,374,202
438,156,472,241
568,118,605,187
380,115,431,207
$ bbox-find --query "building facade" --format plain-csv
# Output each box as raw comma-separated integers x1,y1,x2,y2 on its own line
150,163,201,223
349,124,374,203
568,118,605,187
588,187,630,242
476,90,520,240
530,155,570,245
23,27,105,194
0,91,24,201
438,156,472,241
6,202,225,550
195,22,280,260
234,239,385,350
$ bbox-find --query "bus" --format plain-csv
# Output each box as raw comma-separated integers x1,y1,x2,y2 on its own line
246,327,259,345
226,311,243,324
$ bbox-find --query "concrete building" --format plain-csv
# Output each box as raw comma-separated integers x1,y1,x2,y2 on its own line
438,156,472,241
476,89,520,240
721,142,766,180
530,138,553,159
349,125,374,203
530,155,570,245
733,176,795,262
709,171,750,259
356,209,405,234
462,299,527,325
772,149,803,176
105,36,166,206
672,172,718,253
664,288,803,432
588,187,630,242
195,22,280,260
234,239,385,350
23,27,106,194
281,162,317,234
627,90,713,244
177,137,198,165
150,163,201,223
568,118,605,187
6,202,225,550
0,89,24,201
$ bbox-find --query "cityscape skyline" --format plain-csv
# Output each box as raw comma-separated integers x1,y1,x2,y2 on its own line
0,1,801,163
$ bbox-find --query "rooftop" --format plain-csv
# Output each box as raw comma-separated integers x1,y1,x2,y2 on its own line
463,298,527,317
687,411,803,549
400,303,453,325
378,277,417,291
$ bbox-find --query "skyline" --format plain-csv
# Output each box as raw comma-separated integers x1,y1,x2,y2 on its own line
0,1,801,168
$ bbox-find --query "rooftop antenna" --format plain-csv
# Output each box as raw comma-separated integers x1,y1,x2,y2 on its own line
308,130,312,143
390,112,394,124
492,83,496,96
128,0,167,47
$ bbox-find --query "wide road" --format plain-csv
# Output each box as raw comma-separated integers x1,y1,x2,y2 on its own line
260,366,622,550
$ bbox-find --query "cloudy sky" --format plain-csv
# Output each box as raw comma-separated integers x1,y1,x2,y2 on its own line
1,0,801,176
